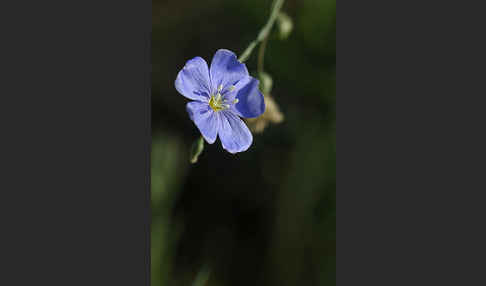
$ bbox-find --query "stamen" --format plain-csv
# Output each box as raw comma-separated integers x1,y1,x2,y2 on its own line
209,93,229,112
209,86,240,112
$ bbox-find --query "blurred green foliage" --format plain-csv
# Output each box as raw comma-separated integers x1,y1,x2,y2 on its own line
152,0,335,285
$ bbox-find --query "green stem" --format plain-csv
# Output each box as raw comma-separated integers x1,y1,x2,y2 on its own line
257,35,269,74
238,0,285,63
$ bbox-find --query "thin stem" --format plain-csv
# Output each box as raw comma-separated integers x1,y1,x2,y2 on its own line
238,0,285,63
257,35,269,74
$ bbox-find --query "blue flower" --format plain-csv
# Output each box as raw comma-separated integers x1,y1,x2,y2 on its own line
175,49,265,154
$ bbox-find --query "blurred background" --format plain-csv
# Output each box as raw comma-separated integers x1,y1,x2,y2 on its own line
152,0,335,285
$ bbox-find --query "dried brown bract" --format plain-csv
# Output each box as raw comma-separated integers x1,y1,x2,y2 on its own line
246,94,284,133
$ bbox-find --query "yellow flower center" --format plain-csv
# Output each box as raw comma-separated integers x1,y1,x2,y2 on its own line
208,85,238,112
209,93,227,111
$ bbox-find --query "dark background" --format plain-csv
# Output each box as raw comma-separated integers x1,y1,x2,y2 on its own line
152,0,335,285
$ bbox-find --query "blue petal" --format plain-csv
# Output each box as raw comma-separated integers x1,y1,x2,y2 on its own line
218,111,253,154
186,101,219,144
210,49,249,93
230,76,265,118
175,57,212,101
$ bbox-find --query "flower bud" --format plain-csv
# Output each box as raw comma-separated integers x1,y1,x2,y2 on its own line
189,136,204,164
277,12,293,40
259,71,273,94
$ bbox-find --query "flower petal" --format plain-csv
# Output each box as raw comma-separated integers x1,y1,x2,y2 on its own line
218,111,253,154
230,76,265,118
175,57,211,101
210,49,249,93
186,101,219,144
